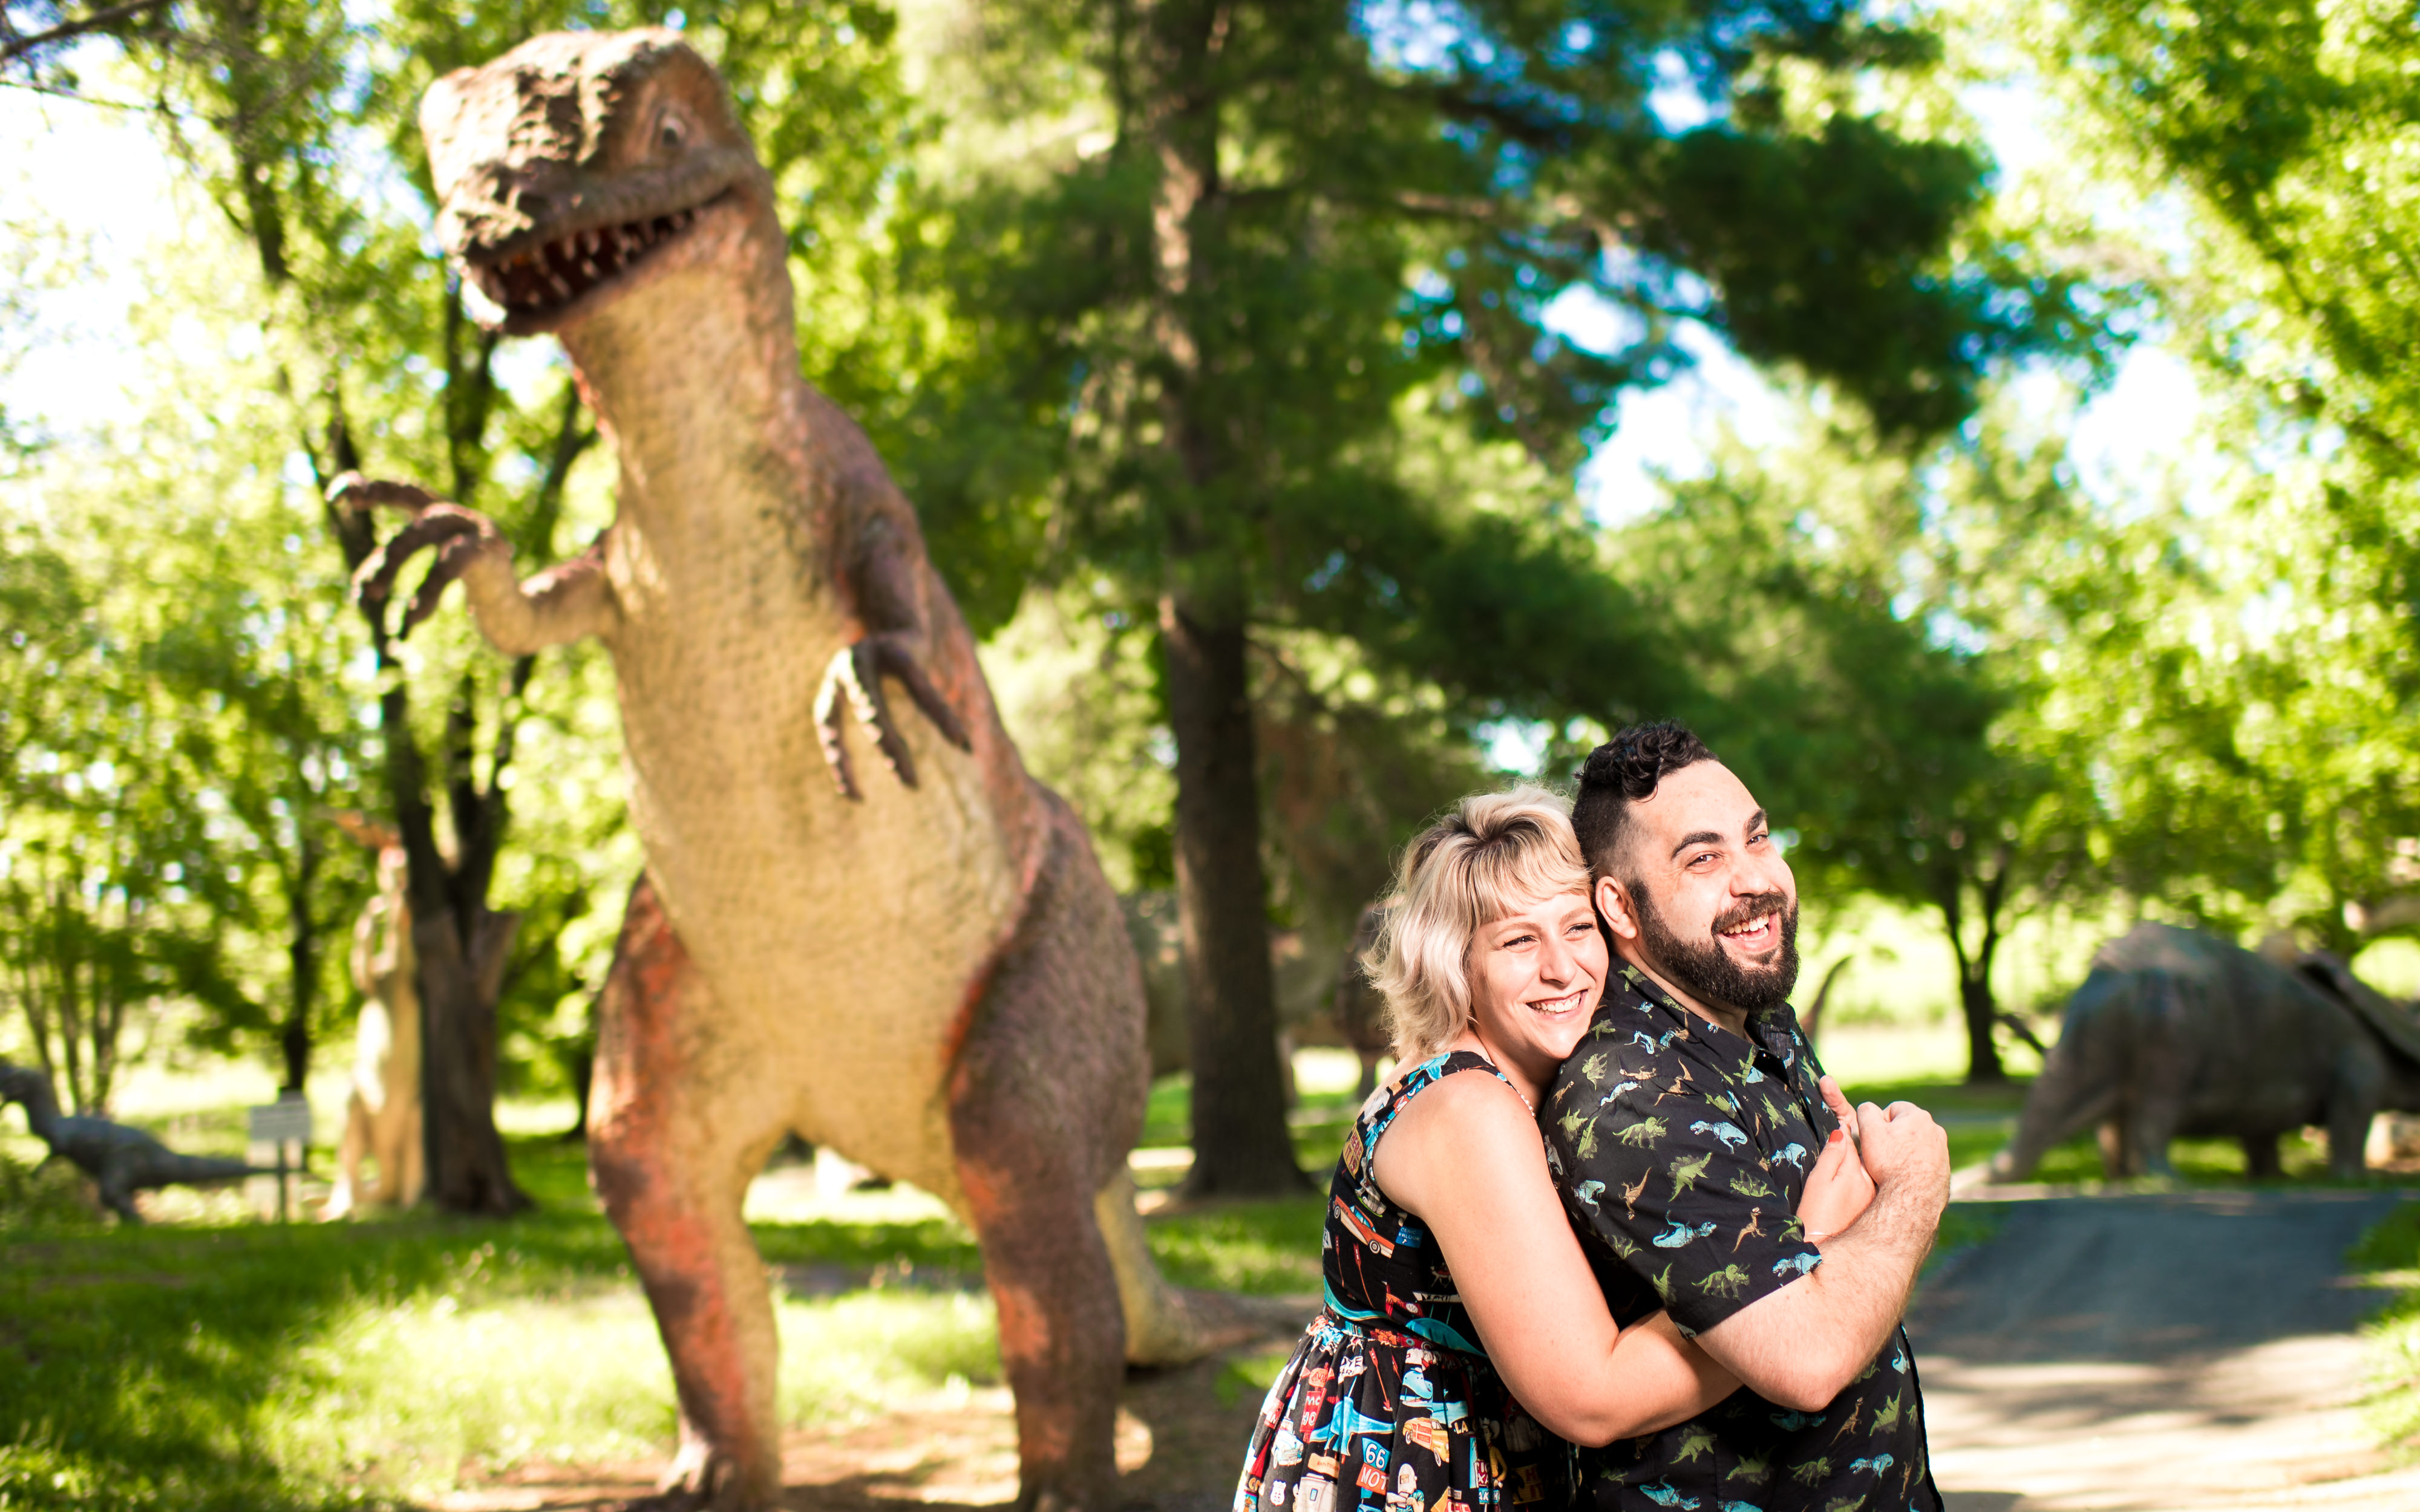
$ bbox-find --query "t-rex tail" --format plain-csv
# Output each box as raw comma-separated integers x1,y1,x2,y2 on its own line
1094,1171,1311,1365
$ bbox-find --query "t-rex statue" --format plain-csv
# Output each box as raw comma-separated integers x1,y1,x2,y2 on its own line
340,28,1215,1511
0,1060,262,1222
1989,922,2420,1181
324,813,425,1217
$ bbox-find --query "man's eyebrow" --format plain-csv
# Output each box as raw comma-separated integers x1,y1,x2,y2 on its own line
1670,830,1724,858
1747,808,1767,834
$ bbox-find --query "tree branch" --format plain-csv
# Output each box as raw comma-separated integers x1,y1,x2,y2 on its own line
0,0,166,68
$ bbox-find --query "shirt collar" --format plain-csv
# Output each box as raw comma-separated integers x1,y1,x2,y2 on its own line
1612,960,1803,1067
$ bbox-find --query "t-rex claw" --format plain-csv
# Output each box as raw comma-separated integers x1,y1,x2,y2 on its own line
813,636,971,800
328,471,441,515
347,491,509,639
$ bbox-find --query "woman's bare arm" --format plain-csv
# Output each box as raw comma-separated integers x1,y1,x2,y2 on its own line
1374,1072,1738,1445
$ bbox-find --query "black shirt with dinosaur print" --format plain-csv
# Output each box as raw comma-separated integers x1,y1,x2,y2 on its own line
1541,962,1940,1512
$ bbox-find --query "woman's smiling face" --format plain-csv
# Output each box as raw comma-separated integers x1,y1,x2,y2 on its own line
1467,885,1609,1075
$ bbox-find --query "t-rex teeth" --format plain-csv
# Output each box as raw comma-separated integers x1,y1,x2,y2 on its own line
545,272,572,300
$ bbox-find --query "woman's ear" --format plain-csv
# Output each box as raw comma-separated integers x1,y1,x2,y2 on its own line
1594,874,1639,943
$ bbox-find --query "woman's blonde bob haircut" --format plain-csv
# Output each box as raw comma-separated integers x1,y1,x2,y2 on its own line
1364,786,1592,1063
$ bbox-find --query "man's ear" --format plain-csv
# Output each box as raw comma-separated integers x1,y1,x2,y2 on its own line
1595,874,1640,943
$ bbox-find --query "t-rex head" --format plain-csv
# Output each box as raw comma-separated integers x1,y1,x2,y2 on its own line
420,29,775,337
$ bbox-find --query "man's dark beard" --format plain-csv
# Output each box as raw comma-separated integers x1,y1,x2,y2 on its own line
1630,882,1801,1012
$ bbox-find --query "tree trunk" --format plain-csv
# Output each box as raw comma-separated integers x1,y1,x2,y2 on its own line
415,904,528,1213
312,409,531,1216
1139,0,1304,1198
1959,969,2005,1085
278,832,320,1092
1163,596,1303,1195
1938,856,2010,1086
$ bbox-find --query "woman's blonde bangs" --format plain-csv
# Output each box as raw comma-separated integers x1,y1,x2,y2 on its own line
1363,786,1591,1063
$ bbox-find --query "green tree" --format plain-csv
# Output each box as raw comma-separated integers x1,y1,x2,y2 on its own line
1615,406,2137,1082
899,0,2070,1191
1995,0,2420,951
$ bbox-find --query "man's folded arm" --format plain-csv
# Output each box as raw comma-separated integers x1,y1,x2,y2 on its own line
1690,1167,1935,1411
1554,1094,1952,1415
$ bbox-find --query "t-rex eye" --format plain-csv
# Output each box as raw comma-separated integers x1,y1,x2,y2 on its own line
656,114,688,152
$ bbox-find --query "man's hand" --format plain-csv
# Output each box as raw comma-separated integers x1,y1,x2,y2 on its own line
1696,1093,1949,1413
1855,1098,1951,1216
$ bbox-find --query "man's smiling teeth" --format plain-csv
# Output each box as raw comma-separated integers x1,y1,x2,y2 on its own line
1722,916,1775,942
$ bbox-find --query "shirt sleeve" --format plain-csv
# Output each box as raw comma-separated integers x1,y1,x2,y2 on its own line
1545,1059,1824,1337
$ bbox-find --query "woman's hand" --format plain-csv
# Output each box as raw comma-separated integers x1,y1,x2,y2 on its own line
1796,1077,1876,1244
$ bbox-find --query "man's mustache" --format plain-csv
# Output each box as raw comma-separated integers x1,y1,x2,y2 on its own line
1710,892,1792,940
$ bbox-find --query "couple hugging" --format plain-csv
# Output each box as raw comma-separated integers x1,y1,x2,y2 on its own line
1234,722,1952,1512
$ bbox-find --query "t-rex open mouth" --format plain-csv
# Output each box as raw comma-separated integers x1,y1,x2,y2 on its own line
468,190,730,319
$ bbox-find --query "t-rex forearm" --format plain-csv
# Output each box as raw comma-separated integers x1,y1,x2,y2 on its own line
453,544,619,654
336,474,621,653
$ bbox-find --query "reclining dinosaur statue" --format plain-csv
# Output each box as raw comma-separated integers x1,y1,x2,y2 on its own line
342,29,1216,1511
0,1060,262,1222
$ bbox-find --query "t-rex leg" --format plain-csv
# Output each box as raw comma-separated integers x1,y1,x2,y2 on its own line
950,801,1144,1512
589,875,789,1511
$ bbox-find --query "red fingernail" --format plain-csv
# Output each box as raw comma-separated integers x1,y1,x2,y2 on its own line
1829,1129,1844,1143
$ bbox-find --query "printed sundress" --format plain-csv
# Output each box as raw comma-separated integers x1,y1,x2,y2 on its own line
1234,1051,1563,1512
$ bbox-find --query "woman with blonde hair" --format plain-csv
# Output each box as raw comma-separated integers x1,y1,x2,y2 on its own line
1233,787,1868,1512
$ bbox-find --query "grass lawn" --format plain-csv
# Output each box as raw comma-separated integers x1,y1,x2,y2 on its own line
2353,1202,2420,1462
0,1130,1321,1512
5,1041,2376,1512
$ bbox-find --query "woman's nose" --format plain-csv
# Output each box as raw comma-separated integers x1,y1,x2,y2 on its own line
1538,928,1575,984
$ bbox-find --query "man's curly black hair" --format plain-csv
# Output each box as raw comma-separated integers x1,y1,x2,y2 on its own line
1571,720,1716,879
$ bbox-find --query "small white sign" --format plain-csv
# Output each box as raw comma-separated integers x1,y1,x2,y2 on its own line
248,1096,311,1145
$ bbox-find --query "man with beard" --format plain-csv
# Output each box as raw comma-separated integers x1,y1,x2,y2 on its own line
1542,722,1951,1512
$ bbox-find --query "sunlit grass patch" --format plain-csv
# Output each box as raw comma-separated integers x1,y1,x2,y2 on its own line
2023,1129,2337,1185
260,1282,1000,1499
1148,1199,1324,1295
2353,1202,2420,1460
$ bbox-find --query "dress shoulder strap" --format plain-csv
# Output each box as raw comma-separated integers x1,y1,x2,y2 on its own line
1346,1049,1517,1203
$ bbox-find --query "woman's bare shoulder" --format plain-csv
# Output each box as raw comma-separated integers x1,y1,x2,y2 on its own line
1378,1062,1547,1202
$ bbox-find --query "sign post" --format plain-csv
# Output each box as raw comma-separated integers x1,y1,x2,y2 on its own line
247,1092,312,1222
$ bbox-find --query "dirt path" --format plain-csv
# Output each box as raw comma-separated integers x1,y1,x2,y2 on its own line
1912,1188,2420,1511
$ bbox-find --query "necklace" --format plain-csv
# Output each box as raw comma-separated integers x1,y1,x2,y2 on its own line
1467,1029,1536,1113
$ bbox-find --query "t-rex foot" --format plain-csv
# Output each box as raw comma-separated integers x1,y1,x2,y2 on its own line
331,472,511,638
618,1439,774,1512
813,633,972,798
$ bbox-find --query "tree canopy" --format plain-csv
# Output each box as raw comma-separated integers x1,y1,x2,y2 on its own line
10,0,2420,1133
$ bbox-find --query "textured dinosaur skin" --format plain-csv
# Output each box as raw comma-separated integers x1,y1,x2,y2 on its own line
0,1060,261,1222
1990,923,2420,1181
345,30,1204,1511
